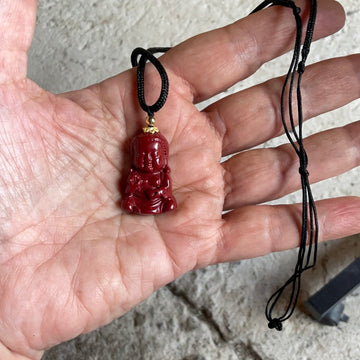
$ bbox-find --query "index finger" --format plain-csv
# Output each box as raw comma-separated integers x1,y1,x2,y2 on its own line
162,0,345,103
0,0,37,83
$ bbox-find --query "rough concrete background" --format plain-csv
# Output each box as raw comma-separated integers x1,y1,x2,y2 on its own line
27,0,360,359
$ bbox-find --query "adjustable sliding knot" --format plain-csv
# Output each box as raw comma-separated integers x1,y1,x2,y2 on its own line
298,60,306,74
299,151,309,176
268,318,283,331
299,166,309,177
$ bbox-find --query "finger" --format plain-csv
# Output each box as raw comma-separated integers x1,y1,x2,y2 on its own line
206,54,360,156
222,121,360,210
216,197,360,263
0,0,37,83
161,0,345,103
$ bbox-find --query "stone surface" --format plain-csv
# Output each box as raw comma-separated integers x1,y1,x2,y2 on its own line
26,0,360,359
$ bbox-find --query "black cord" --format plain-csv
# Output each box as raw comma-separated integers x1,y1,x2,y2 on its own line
251,0,319,331
131,0,319,332
131,47,171,117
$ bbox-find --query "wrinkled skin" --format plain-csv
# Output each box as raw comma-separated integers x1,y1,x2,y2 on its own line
0,1,359,359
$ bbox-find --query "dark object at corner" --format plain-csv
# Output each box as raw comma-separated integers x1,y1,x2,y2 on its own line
305,257,360,326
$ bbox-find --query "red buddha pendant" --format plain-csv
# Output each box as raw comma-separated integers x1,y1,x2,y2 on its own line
123,116,177,215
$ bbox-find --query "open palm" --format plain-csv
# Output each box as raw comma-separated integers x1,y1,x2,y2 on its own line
0,0,359,359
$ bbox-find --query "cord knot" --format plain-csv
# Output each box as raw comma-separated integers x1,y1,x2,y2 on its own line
299,166,309,177
268,318,283,331
298,60,305,74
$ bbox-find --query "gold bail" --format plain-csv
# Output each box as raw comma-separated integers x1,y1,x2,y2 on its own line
143,116,159,134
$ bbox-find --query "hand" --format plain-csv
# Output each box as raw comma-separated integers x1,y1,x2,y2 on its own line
0,0,359,359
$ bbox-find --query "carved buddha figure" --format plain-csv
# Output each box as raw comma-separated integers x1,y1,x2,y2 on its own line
123,131,177,214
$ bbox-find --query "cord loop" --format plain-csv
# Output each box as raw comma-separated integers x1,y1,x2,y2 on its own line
131,47,171,117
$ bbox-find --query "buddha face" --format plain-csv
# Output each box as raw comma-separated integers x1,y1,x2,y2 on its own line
131,132,169,172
